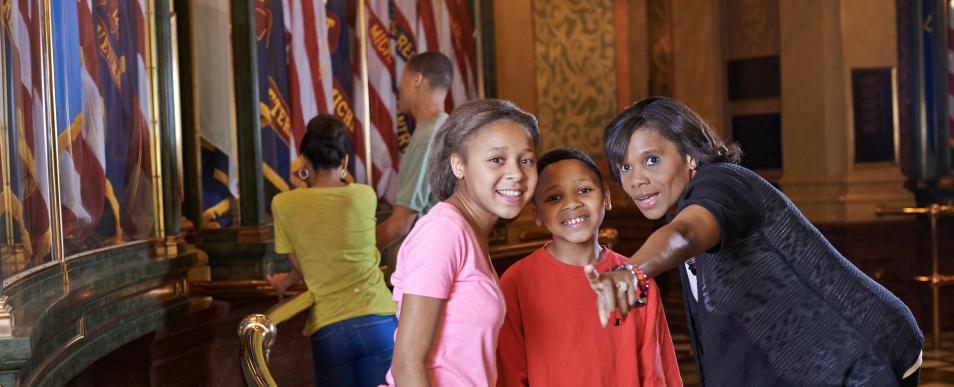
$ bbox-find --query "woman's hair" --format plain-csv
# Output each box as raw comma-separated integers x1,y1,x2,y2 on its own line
300,114,351,170
428,99,541,200
537,147,604,186
603,96,741,185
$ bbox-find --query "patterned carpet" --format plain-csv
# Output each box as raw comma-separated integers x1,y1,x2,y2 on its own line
664,295,954,386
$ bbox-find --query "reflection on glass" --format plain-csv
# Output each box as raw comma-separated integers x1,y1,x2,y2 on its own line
51,1,155,256
193,0,238,229
1,1,54,278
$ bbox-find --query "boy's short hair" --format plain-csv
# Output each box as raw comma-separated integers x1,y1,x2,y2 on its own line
537,148,604,186
407,52,453,91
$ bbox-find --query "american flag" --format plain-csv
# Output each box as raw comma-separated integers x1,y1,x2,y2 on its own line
4,0,51,262
215,0,480,207
283,0,334,188
415,0,478,111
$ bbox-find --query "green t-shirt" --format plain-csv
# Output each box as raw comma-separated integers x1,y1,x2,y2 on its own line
272,184,396,335
395,112,448,214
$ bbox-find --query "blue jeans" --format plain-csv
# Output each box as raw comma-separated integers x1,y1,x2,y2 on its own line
310,314,397,387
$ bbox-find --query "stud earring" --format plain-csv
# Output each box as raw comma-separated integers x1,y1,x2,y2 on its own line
338,168,347,180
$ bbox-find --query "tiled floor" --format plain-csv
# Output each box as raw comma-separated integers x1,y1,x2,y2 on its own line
665,299,954,386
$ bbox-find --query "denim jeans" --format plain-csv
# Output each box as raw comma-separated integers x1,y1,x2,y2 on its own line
310,314,397,387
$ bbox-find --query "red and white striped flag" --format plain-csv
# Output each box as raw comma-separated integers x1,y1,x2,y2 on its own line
416,0,478,110
283,0,335,188
57,0,107,241
354,0,402,202
7,0,52,261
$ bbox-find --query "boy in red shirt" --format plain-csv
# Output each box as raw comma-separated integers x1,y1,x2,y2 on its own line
497,148,682,387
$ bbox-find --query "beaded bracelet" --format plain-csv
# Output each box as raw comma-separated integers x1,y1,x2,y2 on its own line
608,263,650,307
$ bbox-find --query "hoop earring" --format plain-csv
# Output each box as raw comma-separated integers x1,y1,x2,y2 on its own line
296,168,310,181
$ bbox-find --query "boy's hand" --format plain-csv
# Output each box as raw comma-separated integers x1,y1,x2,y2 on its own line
584,265,637,327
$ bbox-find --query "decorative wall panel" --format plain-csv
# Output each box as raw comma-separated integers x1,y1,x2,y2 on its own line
533,0,618,155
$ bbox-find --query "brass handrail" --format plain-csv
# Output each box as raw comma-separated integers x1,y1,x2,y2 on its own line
238,292,316,387
875,204,954,350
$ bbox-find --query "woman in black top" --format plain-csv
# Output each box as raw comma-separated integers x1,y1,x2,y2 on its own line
586,96,923,386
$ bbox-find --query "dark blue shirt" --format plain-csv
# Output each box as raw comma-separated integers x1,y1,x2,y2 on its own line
675,163,922,386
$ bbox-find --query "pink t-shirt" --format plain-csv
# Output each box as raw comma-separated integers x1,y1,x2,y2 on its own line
385,202,506,387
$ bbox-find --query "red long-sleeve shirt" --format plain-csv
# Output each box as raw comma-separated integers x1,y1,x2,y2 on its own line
497,247,682,387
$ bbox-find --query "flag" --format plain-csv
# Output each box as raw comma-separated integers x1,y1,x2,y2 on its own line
326,0,363,181
54,0,107,243
354,0,401,202
90,0,155,240
415,0,477,110
283,0,334,189
389,0,417,151
4,0,51,262
193,0,238,228
255,0,293,208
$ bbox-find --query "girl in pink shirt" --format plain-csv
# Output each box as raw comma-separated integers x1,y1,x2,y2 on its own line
386,99,541,387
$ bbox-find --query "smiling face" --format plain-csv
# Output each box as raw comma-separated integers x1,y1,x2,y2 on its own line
452,120,538,221
533,159,610,246
618,127,694,220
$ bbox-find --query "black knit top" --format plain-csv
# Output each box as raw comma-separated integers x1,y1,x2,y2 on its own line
675,163,922,386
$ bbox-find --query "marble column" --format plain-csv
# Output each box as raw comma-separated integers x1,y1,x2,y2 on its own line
778,0,914,222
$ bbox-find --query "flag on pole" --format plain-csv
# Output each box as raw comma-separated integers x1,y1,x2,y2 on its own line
283,0,334,188
389,0,418,151
354,0,401,202
90,0,155,240
326,0,364,182
3,0,51,261
255,0,294,208
415,0,477,108
54,0,107,243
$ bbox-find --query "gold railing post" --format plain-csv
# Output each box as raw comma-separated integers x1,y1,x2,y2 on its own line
238,313,277,387
876,204,954,349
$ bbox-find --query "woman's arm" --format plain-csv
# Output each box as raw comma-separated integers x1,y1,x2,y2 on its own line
630,204,720,277
392,294,445,387
586,204,721,325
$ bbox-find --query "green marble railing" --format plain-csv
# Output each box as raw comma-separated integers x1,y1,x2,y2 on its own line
0,241,198,386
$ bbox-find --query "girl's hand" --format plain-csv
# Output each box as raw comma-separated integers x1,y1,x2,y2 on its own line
266,272,292,299
584,265,637,327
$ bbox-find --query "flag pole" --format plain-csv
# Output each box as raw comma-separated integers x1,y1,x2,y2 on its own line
0,24,15,247
357,0,372,184
473,0,485,99
40,0,66,272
